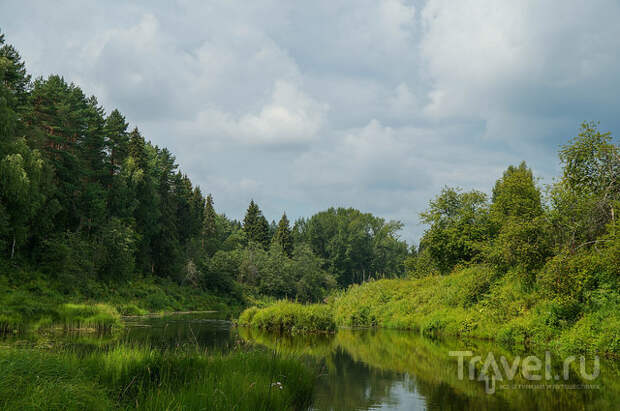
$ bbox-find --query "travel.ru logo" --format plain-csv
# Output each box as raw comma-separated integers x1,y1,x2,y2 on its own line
449,351,600,394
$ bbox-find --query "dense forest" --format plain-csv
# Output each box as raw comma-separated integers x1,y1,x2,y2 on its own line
0,32,409,311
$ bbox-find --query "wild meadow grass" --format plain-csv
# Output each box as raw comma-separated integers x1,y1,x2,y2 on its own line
239,300,335,333
0,268,242,336
0,344,316,410
0,302,122,334
241,264,620,356
56,303,123,332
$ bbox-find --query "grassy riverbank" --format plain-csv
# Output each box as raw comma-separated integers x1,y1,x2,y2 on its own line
0,345,315,410
0,266,243,334
240,253,619,357
238,301,335,333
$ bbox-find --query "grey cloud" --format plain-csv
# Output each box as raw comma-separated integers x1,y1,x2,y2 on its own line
1,0,619,243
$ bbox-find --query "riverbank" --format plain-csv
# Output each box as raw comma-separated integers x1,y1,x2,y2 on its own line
0,267,244,334
239,263,620,357
0,345,315,410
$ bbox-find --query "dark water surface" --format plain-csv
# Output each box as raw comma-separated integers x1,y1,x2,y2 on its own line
11,313,617,410
116,313,619,411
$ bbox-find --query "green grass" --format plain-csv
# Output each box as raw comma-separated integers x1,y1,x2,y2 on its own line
56,303,122,332
239,263,620,356
332,267,620,355
0,345,316,410
0,268,244,334
239,301,336,333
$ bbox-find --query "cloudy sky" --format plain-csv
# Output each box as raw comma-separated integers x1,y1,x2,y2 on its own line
2,0,619,243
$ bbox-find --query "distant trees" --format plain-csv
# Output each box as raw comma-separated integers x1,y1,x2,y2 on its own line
297,208,409,287
273,213,293,256
243,200,270,249
4,30,615,308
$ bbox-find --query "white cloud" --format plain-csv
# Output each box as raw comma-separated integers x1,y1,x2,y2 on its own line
420,0,620,125
181,80,328,146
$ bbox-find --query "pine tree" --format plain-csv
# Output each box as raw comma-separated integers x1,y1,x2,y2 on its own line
128,127,148,170
273,212,293,256
243,200,270,248
203,194,217,255
105,109,129,175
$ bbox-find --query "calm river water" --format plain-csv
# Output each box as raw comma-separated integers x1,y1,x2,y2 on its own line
111,312,619,411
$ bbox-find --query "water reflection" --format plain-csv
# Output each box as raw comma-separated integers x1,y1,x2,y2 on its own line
238,327,619,411
121,312,238,350
5,314,616,410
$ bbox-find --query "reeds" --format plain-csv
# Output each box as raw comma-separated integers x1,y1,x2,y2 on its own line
0,344,316,410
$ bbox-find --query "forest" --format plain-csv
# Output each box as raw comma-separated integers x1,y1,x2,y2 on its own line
0,32,411,326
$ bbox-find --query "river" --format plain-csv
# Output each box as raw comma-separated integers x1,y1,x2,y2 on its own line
114,312,619,410
9,312,615,410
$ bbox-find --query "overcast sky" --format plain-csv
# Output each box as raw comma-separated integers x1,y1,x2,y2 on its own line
2,0,619,243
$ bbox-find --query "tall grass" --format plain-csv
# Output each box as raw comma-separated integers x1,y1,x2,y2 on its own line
0,268,243,335
239,264,620,356
0,345,316,410
56,303,122,332
0,302,122,334
239,301,335,333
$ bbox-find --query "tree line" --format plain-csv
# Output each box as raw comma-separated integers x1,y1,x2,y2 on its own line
409,122,618,305
0,33,409,302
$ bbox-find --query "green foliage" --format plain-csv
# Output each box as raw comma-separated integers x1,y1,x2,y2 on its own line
419,188,490,274
486,162,551,276
244,301,336,333
272,212,293,256
238,306,260,326
300,207,408,286
235,242,336,302
56,303,122,331
549,122,620,250
243,200,271,249
0,346,316,411
490,161,543,219
202,193,218,255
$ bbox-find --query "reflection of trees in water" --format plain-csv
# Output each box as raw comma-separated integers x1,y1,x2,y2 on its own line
122,314,238,350
240,327,619,411
313,348,414,410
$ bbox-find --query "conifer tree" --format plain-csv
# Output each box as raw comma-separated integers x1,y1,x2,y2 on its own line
243,200,270,248
128,127,148,170
105,109,129,174
273,212,293,256
203,194,217,255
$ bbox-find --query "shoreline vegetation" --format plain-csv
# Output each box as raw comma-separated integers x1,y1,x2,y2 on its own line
0,266,243,335
0,345,316,410
239,254,619,358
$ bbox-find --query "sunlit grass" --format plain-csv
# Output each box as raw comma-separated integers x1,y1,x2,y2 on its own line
0,344,316,410
239,301,335,333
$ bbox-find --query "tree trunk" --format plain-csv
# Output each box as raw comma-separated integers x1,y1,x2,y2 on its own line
10,235,16,259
